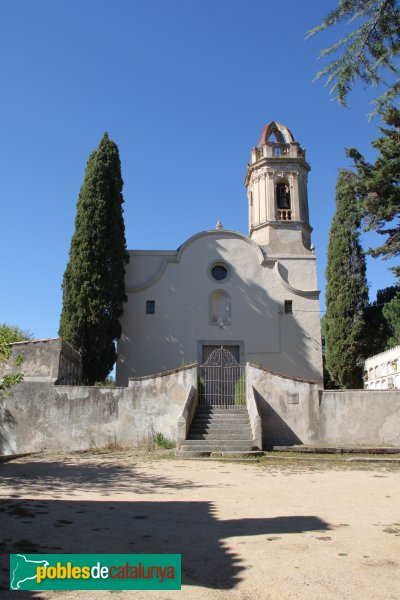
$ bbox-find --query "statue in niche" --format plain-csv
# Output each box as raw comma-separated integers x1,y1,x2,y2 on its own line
277,183,291,209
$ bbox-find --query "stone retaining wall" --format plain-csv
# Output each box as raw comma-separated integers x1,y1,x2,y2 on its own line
247,364,400,447
320,390,400,447
0,365,197,455
2,362,400,454
247,364,320,447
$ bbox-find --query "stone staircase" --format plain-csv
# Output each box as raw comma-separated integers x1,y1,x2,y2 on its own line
176,406,260,457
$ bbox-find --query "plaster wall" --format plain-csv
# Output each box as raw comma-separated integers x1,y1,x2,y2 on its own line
248,364,400,448
117,230,323,386
320,391,400,447
2,365,400,454
0,365,197,455
247,364,320,448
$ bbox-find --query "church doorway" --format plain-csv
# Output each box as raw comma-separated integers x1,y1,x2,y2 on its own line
199,346,246,409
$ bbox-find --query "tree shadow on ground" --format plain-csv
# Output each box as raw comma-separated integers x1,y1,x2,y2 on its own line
0,497,330,598
0,456,214,497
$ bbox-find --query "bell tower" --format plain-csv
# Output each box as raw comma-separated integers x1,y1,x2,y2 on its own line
245,121,312,254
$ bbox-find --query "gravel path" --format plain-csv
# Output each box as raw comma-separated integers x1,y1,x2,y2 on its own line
0,449,399,599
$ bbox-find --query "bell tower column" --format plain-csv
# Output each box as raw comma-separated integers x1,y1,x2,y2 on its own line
266,171,275,221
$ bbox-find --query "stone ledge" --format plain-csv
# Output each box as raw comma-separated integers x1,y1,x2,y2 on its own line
129,363,198,382
272,446,400,454
11,337,61,345
247,362,319,385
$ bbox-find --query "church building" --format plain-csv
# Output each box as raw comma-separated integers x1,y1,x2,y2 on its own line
116,122,323,387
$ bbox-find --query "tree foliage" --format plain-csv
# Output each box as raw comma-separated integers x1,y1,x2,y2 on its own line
59,133,129,385
324,170,369,388
321,334,340,389
0,324,34,400
364,285,400,353
306,0,400,114
0,324,34,345
382,290,400,346
347,106,400,277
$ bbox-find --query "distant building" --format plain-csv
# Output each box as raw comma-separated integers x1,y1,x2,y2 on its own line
116,121,323,387
364,346,400,390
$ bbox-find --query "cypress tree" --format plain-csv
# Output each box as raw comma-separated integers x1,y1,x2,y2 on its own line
59,133,129,384
324,169,369,388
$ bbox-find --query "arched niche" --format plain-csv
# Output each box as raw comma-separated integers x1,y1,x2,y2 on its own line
210,290,231,325
276,179,292,220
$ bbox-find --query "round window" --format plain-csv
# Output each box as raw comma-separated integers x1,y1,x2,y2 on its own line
211,264,228,281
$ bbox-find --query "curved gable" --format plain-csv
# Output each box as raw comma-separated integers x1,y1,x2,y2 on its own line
126,230,267,293
176,229,266,265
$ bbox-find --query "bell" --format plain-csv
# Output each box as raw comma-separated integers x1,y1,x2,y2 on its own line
278,185,290,209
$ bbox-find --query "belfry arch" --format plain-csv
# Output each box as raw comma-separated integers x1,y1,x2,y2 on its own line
244,121,312,250
258,121,295,145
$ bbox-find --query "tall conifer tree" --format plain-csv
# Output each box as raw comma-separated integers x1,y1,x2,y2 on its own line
59,133,129,384
324,169,369,388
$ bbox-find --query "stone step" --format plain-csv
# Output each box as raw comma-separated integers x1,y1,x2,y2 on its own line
179,444,254,452
190,422,252,429
192,419,250,427
175,450,264,459
189,425,252,433
183,406,253,454
188,432,254,440
193,412,249,417
190,424,250,431
196,408,248,414
180,440,254,449
192,416,250,423
195,408,248,413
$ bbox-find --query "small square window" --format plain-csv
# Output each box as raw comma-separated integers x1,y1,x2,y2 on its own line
146,300,155,314
284,300,293,314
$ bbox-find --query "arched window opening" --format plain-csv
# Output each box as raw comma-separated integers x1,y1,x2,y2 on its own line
276,182,292,221
269,129,284,143
210,291,231,326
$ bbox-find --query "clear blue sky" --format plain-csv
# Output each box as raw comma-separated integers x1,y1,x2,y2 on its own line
0,0,396,340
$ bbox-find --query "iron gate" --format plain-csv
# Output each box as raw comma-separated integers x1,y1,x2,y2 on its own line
198,347,246,408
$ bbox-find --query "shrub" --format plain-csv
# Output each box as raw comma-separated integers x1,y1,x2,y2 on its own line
153,432,175,449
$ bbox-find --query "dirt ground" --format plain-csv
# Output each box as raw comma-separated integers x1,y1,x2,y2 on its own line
0,449,399,600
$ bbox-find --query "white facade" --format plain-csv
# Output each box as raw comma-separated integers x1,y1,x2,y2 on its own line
116,122,323,386
364,346,400,390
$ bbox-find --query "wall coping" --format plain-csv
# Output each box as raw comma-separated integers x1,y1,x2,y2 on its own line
322,389,400,394
55,385,125,390
128,363,198,382
10,338,80,355
247,362,320,385
10,337,62,345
